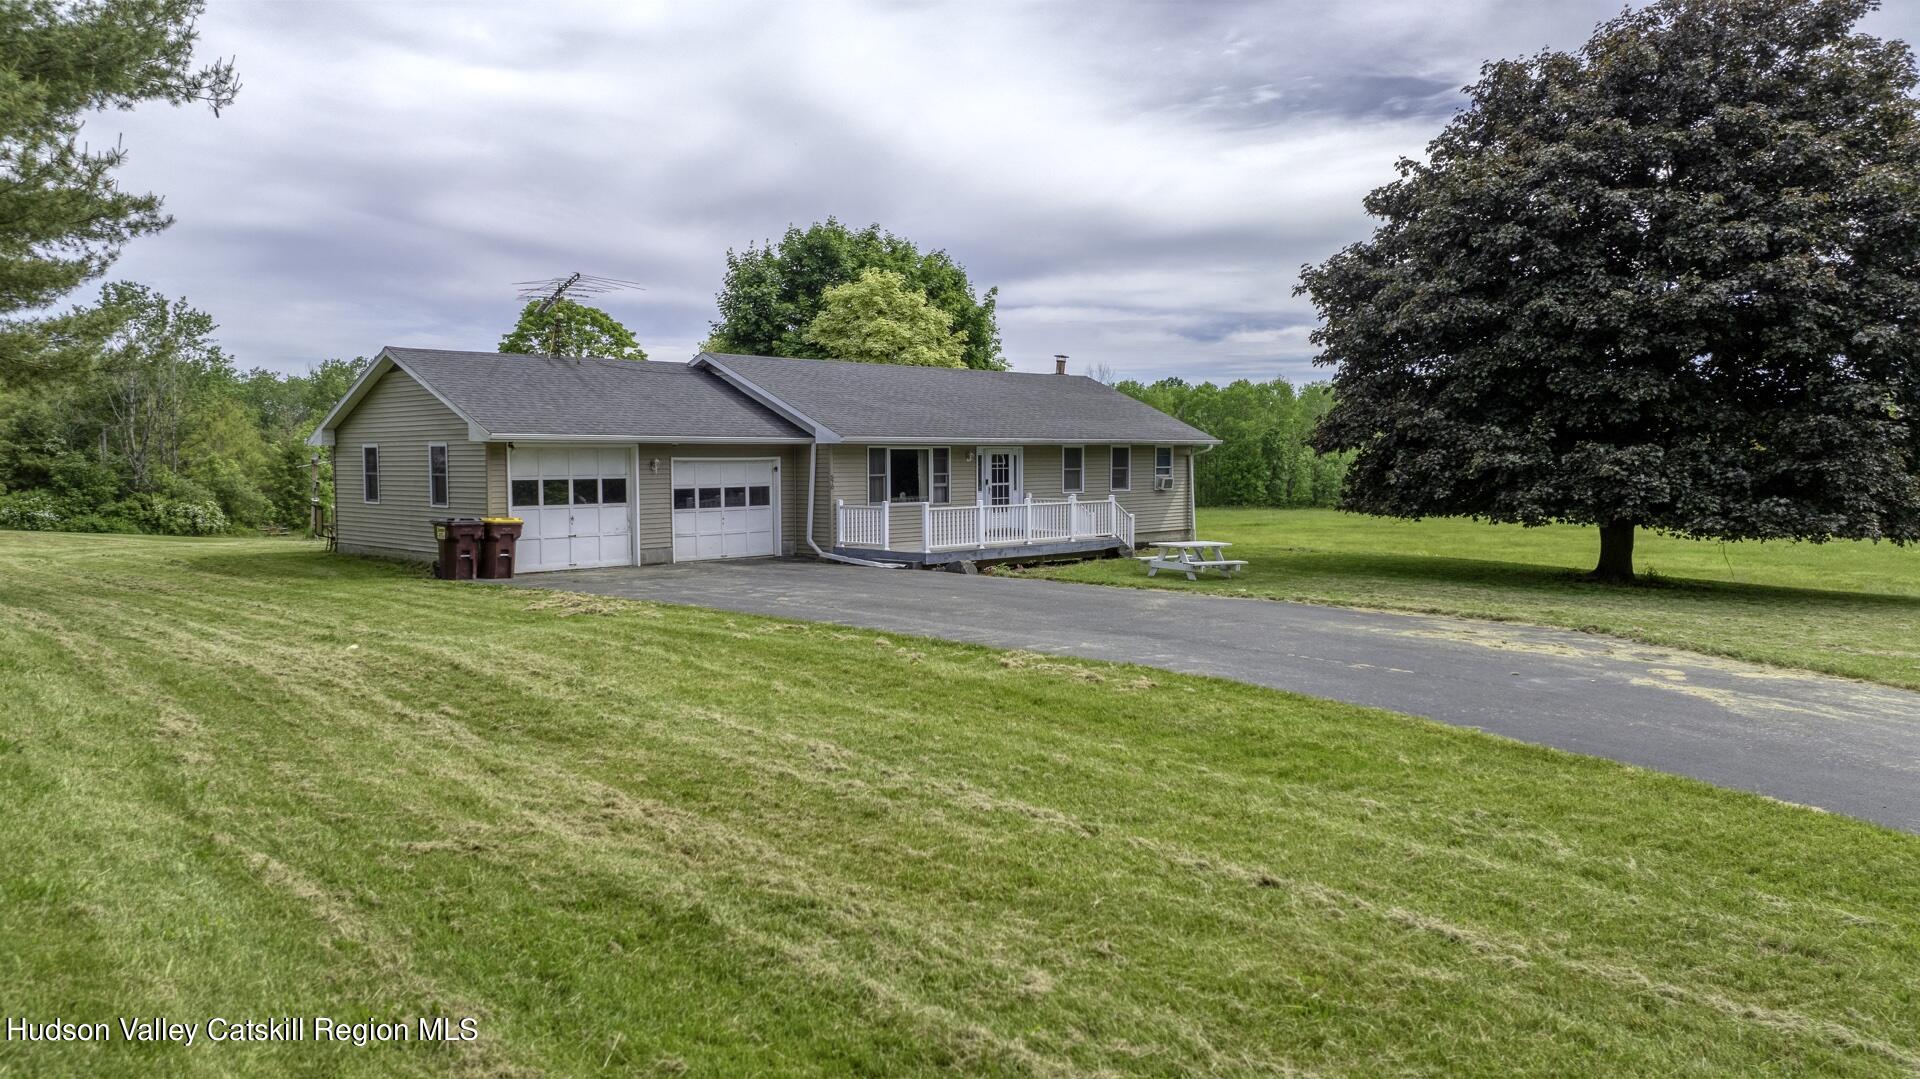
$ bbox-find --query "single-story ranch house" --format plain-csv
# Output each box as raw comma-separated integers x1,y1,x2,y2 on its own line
308,347,1219,572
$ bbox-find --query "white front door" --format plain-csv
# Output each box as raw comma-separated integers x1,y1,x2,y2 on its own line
508,446,632,571
671,459,778,561
979,449,1022,505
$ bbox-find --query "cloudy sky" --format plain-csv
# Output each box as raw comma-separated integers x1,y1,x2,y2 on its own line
95,0,1920,382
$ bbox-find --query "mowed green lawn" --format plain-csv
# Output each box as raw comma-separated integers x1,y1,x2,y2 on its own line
1020,508,1920,689
4,534,1920,1076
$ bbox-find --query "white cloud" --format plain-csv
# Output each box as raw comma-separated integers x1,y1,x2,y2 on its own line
81,0,1920,381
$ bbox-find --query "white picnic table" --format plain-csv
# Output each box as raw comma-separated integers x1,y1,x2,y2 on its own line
1141,539,1247,581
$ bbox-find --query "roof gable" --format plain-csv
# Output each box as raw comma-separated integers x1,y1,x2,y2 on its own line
312,347,811,445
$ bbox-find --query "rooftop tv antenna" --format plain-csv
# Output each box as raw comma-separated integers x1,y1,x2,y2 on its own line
511,272,645,357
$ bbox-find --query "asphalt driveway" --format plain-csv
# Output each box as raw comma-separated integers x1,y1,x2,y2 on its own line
503,560,1920,832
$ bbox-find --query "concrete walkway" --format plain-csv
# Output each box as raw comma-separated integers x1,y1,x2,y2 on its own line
503,560,1920,833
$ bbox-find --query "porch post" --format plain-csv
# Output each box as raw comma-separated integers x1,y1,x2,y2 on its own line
976,493,986,548
1067,493,1078,539
1108,494,1118,539
881,500,890,548
1023,493,1033,544
921,501,931,553
835,499,844,545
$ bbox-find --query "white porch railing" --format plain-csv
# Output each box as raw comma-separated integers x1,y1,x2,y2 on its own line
839,495,1135,553
839,501,888,547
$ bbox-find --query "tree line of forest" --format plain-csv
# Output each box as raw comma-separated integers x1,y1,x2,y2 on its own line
1113,378,1347,508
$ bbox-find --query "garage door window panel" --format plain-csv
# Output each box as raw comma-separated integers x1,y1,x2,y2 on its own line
573,478,600,505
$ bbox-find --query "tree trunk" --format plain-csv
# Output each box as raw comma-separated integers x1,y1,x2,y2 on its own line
1591,521,1636,582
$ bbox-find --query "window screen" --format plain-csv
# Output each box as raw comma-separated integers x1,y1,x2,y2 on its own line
1155,446,1173,481
361,446,379,502
1110,446,1131,491
1062,447,1083,493
428,444,448,507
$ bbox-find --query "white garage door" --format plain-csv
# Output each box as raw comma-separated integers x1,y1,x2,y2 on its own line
671,459,778,561
509,447,632,572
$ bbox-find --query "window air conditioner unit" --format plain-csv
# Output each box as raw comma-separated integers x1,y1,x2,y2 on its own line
1154,475,1174,491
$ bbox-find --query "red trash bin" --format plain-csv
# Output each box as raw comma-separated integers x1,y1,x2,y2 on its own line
479,517,524,579
431,517,485,580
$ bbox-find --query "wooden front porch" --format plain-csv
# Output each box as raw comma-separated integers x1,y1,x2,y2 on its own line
834,495,1136,565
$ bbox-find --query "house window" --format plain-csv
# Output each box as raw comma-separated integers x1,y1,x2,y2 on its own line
1155,446,1173,486
888,448,922,501
1110,446,1131,492
866,447,927,503
427,443,448,507
867,447,887,503
931,448,950,503
1062,446,1084,493
361,445,380,503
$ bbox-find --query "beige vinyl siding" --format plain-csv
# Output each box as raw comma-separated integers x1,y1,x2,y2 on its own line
333,369,485,559
1111,443,1192,542
810,447,834,552
886,506,925,551
826,445,864,546
632,444,806,564
485,443,508,516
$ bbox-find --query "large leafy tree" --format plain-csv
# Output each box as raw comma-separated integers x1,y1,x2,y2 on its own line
93,280,230,489
1,0,238,380
802,268,968,367
1298,0,1920,581
499,299,646,360
709,218,1005,369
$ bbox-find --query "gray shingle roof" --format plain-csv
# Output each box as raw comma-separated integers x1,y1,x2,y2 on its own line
698,353,1218,444
383,347,809,440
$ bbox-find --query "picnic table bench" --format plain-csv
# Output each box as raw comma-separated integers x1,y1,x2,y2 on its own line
1143,540,1247,581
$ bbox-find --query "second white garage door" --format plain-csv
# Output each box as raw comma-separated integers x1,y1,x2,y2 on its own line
671,459,778,561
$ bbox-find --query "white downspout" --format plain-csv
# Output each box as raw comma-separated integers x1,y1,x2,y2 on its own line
1190,442,1216,541
806,441,904,568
